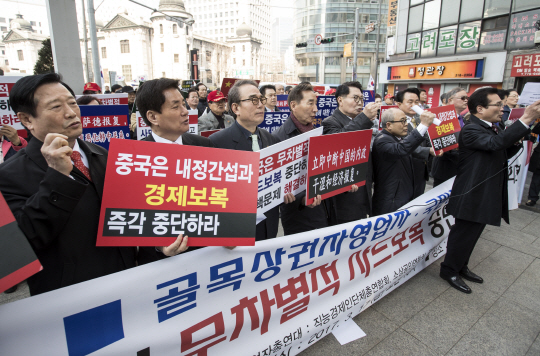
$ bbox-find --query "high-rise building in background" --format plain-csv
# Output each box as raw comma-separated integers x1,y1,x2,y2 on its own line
293,0,387,88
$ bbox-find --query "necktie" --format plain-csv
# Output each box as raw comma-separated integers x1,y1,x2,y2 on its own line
491,125,499,134
71,151,92,181
251,134,260,152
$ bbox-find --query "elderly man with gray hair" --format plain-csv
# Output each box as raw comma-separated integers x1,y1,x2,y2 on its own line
431,87,468,186
372,108,436,215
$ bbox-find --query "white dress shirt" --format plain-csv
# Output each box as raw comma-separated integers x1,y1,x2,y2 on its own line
151,131,183,145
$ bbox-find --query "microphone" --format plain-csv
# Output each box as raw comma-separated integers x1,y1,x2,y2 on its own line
412,105,441,126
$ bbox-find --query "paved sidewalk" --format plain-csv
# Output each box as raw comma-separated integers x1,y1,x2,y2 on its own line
2,179,540,356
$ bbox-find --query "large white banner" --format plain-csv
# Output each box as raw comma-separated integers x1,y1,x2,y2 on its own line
0,180,455,356
508,141,532,210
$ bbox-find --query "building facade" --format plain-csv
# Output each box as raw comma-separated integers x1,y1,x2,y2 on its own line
293,0,388,87
381,0,540,105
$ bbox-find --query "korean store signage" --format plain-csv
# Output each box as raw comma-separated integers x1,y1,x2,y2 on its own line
388,59,483,81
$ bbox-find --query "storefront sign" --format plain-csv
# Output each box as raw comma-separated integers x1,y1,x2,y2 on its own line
507,9,540,50
456,21,481,54
388,60,483,81
511,53,540,77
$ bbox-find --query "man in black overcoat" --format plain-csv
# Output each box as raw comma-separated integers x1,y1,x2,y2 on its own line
321,81,378,222
440,88,540,294
0,73,137,295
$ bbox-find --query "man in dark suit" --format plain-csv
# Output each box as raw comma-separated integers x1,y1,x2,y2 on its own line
440,89,540,294
431,87,468,186
210,80,281,241
0,73,137,295
135,78,214,264
260,84,281,112
395,88,436,198
197,83,209,117
322,81,378,222
273,83,329,234
372,108,435,215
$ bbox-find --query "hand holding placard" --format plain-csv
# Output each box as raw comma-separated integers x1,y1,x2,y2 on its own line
412,105,441,126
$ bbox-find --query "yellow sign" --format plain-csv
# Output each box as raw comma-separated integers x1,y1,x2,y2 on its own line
388,0,398,27
344,43,352,58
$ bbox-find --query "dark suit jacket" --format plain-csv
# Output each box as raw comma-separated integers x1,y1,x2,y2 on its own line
197,98,209,117
407,117,431,198
138,131,214,265
322,108,374,220
265,106,281,112
447,115,528,226
209,122,281,241
372,129,426,215
0,138,136,295
273,117,336,234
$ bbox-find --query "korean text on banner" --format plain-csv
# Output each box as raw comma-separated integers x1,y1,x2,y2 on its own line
136,111,152,140
0,180,455,356
316,96,338,127
0,76,25,132
188,109,198,135
259,112,290,133
277,94,290,112
257,128,323,214
306,130,372,204
363,90,375,105
378,105,397,130
426,105,461,155
97,139,260,247
0,192,42,294
75,93,128,105
79,105,130,150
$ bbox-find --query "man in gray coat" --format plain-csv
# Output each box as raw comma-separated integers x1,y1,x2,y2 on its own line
198,90,234,133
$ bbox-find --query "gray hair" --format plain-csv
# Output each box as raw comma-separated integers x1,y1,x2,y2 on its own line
381,108,400,127
228,79,259,109
447,87,467,101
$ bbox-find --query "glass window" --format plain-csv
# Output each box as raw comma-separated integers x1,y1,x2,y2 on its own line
120,40,130,53
437,25,457,55
410,0,423,5
173,24,178,34
513,0,540,12
174,54,179,62
421,29,438,57
408,5,424,33
406,32,421,53
460,0,484,22
439,0,459,26
324,74,341,84
325,56,340,65
483,0,511,18
17,50,24,61
456,21,481,53
122,65,132,81
423,0,441,30
482,15,508,31
101,47,107,59
479,29,506,51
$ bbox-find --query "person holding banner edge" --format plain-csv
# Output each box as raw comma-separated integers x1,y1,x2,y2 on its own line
0,73,138,295
273,83,329,235
135,78,214,264
440,90,540,294
322,81,378,223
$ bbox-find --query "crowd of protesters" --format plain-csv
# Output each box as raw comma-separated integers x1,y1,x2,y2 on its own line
1,73,539,297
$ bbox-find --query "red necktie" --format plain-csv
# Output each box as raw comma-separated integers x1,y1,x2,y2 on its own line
71,151,92,181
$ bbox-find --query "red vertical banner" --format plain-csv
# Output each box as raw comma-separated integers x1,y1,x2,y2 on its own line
418,84,441,108
97,139,260,247
426,105,461,155
305,130,372,204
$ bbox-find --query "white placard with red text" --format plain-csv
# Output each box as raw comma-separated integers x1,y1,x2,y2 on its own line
0,180,455,356
137,110,198,140
0,76,25,131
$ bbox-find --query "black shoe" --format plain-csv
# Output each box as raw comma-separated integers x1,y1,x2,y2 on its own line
526,200,537,207
4,285,17,294
440,273,472,294
460,267,483,284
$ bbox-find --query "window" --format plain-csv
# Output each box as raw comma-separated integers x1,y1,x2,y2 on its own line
120,40,130,53
122,65,132,81
513,0,539,12
5,59,8,65
0,26,6,31
440,0,459,26
233,58,236,64
481,15,508,31
101,47,107,58
30,21,36,26
174,54,179,62
484,0,511,17
160,24,163,34
423,0,441,30
17,50,23,61
161,43,164,52
325,56,340,66
242,45,245,51
408,5,424,33
0,18,5,23
460,0,484,22
173,24,178,34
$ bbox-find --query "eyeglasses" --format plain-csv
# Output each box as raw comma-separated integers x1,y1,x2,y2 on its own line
348,95,364,103
486,102,504,108
239,96,267,105
389,118,408,125
459,96,469,101
508,94,519,98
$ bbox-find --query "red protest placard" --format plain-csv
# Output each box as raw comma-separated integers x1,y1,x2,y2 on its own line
200,129,221,137
426,105,461,155
507,108,526,124
97,139,259,247
0,192,42,293
313,86,325,95
305,130,372,204
220,78,261,97
378,105,398,130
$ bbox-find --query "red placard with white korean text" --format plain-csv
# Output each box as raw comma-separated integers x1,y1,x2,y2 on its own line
305,130,372,204
378,105,398,130
507,108,526,124
0,76,26,137
220,78,261,97
97,139,259,247
426,105,461,155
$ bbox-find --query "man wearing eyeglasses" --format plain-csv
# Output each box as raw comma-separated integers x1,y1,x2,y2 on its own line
322,81,379,223
431,87,469,187
440,89,540,294
209,80,282,241
260,84,280,112
372,108,436,215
